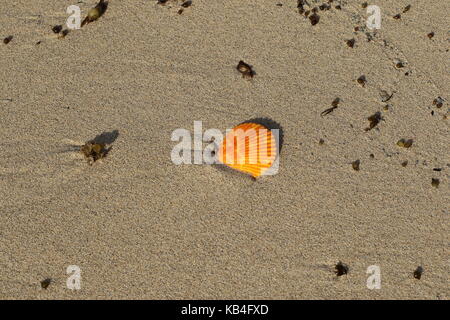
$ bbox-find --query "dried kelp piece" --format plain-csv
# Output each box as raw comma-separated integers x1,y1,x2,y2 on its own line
41,278,52,289
58,29,70,39
52,25,63,34
346,38,355,48
395,60,406,68
413,266,423,279
366,112,382,131
331,97,340,108
3,36,13,44
431,178,440,188
433,97,444,108
352,160,360,171
357,75,367,87
397,139,413,148
80,143,107,163
335,261,349,276
321,106,337,116
297,0,306,14
393,14,401,20
427,32,435,39
237,60,255,79
321,98,340,116
80,130,119,164
380,90,394,102
81,0,108,27
81,142,107,163
157,0,169,4
403,5,411,13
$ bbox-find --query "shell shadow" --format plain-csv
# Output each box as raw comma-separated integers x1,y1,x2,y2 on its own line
89,129,119,158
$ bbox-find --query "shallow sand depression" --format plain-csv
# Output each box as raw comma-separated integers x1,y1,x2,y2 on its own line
0,0,449,299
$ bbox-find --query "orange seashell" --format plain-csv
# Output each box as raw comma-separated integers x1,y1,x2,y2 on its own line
217,121,280,178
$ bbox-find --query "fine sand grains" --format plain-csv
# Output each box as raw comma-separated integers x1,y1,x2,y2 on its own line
0,0,448,299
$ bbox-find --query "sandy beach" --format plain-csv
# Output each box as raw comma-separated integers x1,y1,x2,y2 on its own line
0,0,449,299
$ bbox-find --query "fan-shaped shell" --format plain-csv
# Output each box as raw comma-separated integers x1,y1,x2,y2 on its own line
217,122,278,178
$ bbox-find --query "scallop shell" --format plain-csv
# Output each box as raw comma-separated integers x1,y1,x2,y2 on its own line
217,122,278,178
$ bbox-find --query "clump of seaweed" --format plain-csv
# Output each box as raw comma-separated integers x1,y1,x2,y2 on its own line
431,178,440,188
81,142,108,163
346,38,355,48
41,278,52,289
397,139,414,148
3,36,13,44
81,0,108,27
357,75,367,87
413,266,423,280
237,60,255,79
433,97,444,108
335,261,349,276
52,25,63,34
321,98,340,116
80,130,119,164
365,112,382,131
352,160,360,171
